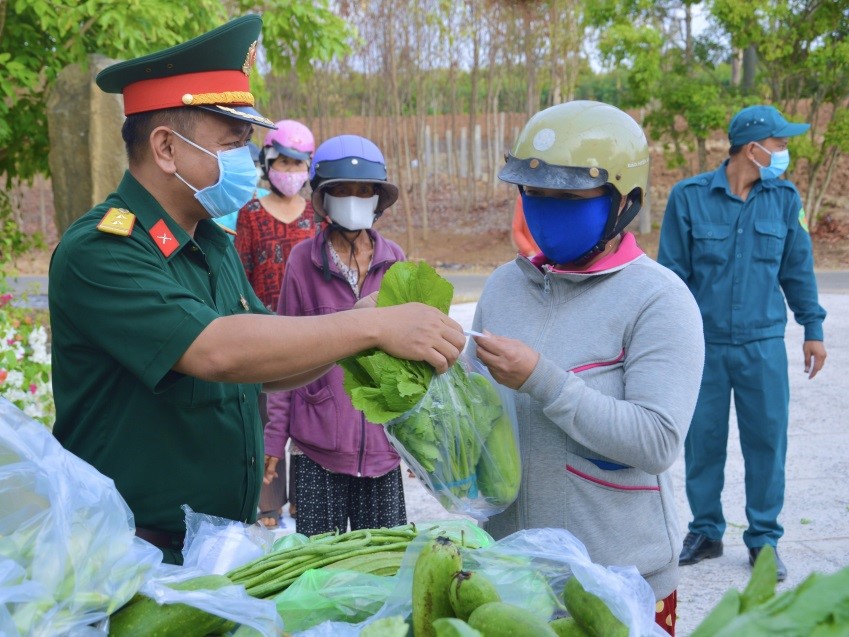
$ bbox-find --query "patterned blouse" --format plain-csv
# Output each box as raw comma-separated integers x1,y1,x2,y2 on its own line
235,197,316,310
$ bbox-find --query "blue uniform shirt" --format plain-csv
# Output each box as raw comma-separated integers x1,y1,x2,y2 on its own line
658,159,825,345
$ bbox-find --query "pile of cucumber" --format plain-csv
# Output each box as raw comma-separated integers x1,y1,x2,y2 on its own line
401,535,628,637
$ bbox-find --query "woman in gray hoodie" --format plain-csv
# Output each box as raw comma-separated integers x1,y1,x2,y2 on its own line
469,101,705,636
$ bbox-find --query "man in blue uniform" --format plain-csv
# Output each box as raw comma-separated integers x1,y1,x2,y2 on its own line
49,14,464,564
658,104,828,582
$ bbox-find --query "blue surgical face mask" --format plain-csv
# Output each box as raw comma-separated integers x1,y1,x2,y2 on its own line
752,142,791,181
521,191,612,265
171,130,257,218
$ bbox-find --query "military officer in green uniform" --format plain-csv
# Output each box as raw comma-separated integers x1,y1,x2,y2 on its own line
49,14,464,564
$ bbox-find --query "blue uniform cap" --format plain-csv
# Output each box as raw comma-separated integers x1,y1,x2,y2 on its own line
728,105,810,146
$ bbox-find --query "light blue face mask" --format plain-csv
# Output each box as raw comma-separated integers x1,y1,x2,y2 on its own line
171,130,257,218
753,142,791,181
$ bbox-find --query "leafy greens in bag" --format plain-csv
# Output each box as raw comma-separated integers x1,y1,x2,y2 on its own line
341,262,521,519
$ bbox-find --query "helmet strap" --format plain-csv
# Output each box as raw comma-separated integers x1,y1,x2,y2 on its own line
610,190,642,237
577,188,641,263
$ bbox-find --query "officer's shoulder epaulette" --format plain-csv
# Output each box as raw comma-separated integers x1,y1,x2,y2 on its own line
96,207,136,236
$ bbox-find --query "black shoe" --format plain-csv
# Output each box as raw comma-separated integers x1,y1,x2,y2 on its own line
748,546,787,582
679,531,724,565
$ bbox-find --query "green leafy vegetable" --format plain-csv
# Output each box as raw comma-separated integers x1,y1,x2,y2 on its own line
340,261,453,424
340,261,520,510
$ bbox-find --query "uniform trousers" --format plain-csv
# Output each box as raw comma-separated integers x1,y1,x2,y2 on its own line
685,337,789,548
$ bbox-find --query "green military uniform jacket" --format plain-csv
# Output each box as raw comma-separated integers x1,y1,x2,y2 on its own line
50,171,268,544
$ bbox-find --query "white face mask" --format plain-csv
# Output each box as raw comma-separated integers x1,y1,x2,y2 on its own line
324,193,379,230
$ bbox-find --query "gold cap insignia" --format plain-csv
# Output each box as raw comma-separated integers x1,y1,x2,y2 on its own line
97,207,136,236
242,41,258,76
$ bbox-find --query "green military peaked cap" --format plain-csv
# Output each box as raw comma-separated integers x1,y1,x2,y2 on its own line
96,14,274,128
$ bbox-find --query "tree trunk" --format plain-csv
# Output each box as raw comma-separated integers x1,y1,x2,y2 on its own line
697,137,708,174
742,45,757,94
384,2,415,254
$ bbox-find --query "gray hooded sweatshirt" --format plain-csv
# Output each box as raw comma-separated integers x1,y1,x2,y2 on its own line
472,237,704,600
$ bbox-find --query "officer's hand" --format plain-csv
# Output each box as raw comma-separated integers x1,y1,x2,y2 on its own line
472,331,540,390
263,455,280,485
803,340,827,380
377,303,464,374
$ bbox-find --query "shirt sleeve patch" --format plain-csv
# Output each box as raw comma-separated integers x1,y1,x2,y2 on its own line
798,208,809,233
96,208,136,236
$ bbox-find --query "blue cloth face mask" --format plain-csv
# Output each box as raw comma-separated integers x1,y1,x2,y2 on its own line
521,191,612,265
171,130,257,218
752,142,791,181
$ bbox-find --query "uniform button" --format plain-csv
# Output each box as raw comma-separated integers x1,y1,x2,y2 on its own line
736,253,742,258
191,245,199,251
737,229,743,234
208,271,212,277
251,456,256,466
707,232,713,237
241,393,246,402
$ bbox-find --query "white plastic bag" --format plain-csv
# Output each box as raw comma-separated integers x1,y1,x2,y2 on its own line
181,505,274,575
386,351,521,520
0,398,161,636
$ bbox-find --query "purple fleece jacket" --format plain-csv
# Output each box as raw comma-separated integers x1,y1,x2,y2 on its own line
264,227,405,477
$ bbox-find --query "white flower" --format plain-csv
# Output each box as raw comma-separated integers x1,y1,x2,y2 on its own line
29,327,51,365
5,370,25,389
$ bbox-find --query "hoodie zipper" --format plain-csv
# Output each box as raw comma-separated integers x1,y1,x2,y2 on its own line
356,411,366,477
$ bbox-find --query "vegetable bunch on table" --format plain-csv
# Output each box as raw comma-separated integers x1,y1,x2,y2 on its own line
341,261,521,515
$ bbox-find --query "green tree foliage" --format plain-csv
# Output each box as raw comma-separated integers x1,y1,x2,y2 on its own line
0,0,351,184
710,0,849,229
588,0,732,174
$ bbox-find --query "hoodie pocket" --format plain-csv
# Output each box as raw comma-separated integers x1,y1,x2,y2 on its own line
564,455,673,575
289,384,340,451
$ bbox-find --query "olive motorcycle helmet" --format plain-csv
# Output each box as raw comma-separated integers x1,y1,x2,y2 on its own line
498,100,650,261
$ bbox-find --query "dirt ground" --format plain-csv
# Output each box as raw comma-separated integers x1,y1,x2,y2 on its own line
8,146,849,275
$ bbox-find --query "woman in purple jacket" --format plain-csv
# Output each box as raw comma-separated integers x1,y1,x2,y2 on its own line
264,135,407,536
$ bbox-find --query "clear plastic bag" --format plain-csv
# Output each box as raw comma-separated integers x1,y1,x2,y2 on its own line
386,351,521,520
273,569,396,633
462,528,668,637
181,505,275,575
293,519,491,637
298,526,664,637
132,565,283,636
0,398,162,636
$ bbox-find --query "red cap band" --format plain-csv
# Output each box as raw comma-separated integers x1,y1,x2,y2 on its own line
122,70,251,115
